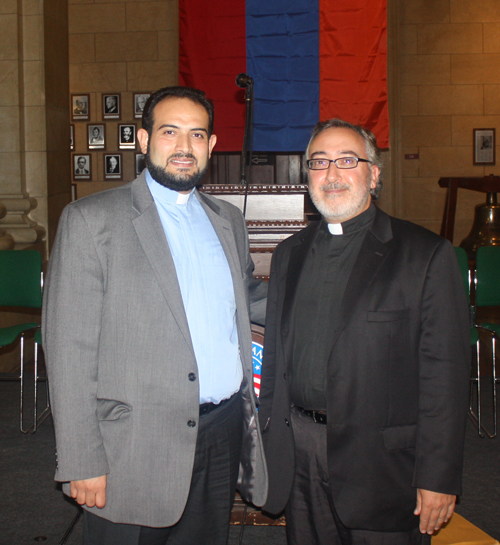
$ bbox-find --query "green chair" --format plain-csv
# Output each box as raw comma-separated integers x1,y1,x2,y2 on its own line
0,250,44,433
454,248,485,435
474,245,500,438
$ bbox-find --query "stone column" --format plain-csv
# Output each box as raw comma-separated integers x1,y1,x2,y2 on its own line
0,0,70,252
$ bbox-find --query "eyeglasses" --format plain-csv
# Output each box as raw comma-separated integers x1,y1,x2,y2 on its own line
307,157,372,170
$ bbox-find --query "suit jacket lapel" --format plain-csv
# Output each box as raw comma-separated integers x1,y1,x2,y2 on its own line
130,175,195,355
197,191,242,281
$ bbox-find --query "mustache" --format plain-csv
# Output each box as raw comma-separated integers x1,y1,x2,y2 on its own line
320,182,349,192
167,152,197,163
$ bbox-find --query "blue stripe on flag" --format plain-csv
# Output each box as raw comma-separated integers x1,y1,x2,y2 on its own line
246,0,320,152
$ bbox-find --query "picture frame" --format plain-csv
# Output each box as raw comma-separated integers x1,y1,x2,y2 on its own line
88,123,106,150
133,93,150,119
104,153,122,180
473,128,496,166
71,94,90,121
119,124,136,149
102,93,121,120
70,124,74,150
71,183,77,202
73,153,91,181
135,153,146,176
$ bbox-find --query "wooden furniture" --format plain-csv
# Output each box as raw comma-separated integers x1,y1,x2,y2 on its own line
439,176,500,243
199,184,314,278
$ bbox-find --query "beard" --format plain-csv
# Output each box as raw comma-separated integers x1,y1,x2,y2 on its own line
147,151,208,192
309,176,372,223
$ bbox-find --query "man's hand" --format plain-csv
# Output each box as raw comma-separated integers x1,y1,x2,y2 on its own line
414,489,456,534
70,475,107,508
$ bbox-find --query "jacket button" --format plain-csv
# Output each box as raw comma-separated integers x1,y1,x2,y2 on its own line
188,373,196,381
187,420,196,428
285,419,289,426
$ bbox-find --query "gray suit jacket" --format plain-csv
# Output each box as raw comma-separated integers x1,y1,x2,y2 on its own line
42,173,268,526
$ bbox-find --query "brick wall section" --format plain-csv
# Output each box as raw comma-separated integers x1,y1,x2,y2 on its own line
397,0,500,244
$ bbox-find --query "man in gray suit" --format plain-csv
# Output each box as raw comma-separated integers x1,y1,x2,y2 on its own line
43,86,268,545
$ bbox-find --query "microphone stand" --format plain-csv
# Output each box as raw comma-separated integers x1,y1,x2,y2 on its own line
240,82,254,217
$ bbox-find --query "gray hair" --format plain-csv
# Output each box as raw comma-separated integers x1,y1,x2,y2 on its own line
305,118,383,200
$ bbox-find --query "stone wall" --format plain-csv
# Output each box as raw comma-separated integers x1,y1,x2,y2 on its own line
395,0,500,244
68,0,178,195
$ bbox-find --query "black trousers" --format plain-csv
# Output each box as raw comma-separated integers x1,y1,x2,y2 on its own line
83,390,243,545
285,406,430,545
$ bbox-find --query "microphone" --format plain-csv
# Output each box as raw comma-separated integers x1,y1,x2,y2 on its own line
236,73,254,88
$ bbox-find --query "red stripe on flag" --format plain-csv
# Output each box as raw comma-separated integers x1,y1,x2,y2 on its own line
179,0,247,151
319,0,389,148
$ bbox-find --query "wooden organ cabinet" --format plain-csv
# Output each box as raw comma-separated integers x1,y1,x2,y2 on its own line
199,184,315,279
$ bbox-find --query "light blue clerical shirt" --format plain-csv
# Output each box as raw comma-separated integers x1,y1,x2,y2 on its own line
146,170,242,404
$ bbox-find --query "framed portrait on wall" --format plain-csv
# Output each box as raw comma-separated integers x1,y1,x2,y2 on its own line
103,94,121,120
88,124,106,150
119,124,136,149
71,94,90,121
134,93,150,119
104,153,122,180
473,128,496,166
135,153,146,176
73,153,91,180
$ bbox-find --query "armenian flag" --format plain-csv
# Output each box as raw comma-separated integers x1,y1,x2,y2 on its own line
179,0,388,152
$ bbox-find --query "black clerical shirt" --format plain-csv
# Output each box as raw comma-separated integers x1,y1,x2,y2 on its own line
289,204,376,410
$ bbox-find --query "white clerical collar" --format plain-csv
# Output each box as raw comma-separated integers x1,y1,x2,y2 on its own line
328,222,343,235
176,191,190,205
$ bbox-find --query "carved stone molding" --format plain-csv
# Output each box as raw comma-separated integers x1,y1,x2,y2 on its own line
0,196,45,246
0,202,15,250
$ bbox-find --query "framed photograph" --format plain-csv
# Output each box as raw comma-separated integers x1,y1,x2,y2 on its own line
88,124,106,150
134,93,150,119
70,124,74,150
103,93,120,120
474,128,496,165
71,94,90,121
135,153,146,176
104,153,122,180
73,153,91,180
119,124,136,149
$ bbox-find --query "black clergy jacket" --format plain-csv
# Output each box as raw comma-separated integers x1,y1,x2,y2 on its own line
258,205,470,532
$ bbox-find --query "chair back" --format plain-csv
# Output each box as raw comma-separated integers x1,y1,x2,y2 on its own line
476,245,500,307
0,250,43,308
454,247,470,297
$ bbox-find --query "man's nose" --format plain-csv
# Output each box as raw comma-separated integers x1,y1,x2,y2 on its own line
325,160,342,181
175,133,192,153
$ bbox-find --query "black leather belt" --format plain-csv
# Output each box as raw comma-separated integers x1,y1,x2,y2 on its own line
295,406,327,424
199,393,234,415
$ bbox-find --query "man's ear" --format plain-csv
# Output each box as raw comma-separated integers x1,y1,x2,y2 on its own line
370,165,380,191
137,128,149,154
208,134,217,158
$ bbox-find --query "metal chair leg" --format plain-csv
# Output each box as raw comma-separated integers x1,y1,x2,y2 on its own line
19,334,28,433
492,336,497,438
468,337,485,437
469,331,497,438
33,339,50,433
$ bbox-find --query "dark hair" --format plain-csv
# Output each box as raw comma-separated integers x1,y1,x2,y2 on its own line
141,86,214,137
305,118,383,200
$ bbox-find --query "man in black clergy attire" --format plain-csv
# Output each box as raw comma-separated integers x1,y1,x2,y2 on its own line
259,118,470,545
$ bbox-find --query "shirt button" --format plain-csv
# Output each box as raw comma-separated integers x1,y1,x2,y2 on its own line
187,420,196,428
188,373,196,381
285,419,289,427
